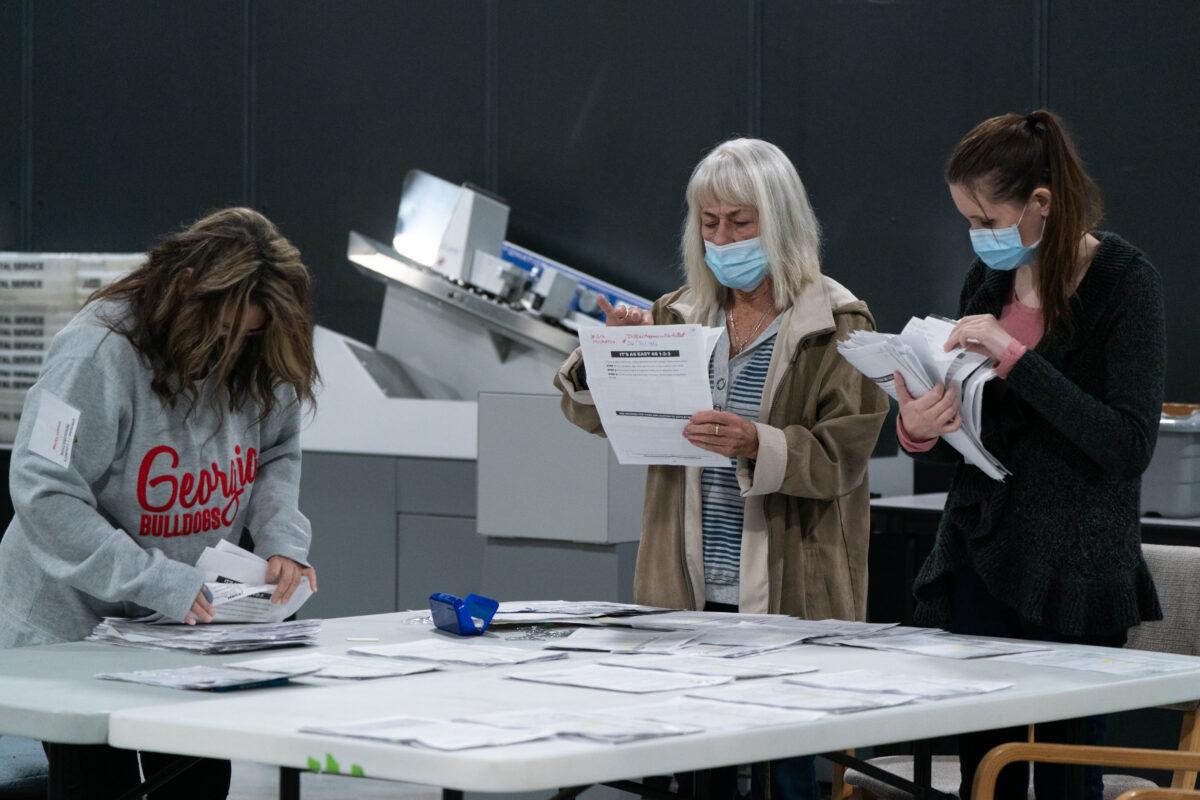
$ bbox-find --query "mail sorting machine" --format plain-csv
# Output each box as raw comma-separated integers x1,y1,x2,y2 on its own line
298,171,656,621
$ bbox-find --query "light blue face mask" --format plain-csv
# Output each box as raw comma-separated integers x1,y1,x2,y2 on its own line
703,237,769,290
969,203,1046,271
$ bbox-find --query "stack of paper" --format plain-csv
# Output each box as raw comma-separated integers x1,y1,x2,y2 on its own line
97,665,291,691
301,717,550,751
837,316,1009,480
460,708,702,744
599,654,818,679
348,638,567,667
689,683,918,714
417,600,668,628
627,611,785,631
88,617,319,654
509,664,734,693
786,670,1012,698
834,632,1051,660
680,624,812,657
229,652,439,680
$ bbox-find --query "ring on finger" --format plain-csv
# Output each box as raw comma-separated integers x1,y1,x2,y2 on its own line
714,424,721,437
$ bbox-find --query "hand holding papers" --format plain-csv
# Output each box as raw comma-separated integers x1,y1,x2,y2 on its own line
194,540,313,623
578,324,727,466
837,315,1009,480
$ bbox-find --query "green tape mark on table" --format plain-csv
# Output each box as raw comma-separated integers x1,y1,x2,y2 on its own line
307,757,321,772
325,753,341,774
351,764,366,778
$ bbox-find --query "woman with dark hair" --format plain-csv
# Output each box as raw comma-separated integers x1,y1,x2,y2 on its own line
0,207,320,799
896,110,1165,799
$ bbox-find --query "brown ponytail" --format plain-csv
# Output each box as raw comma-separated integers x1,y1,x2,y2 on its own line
945,109,1103,336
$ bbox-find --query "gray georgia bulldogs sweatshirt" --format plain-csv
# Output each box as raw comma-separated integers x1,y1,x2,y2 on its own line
0,299,311,646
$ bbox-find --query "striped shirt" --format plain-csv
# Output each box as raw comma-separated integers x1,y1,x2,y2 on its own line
702,310,782,605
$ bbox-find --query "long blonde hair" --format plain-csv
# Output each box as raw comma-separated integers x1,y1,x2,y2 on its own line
91,207,318,421
681,138,822,320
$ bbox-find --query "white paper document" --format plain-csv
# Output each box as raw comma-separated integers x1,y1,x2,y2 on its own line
192,540,313,623
837,316,1009,480
578,324,727,466
599,654,818,679
301,717,549,751
994,647,1200,676
687,623,811,653
97,665,291,691
689,683,919,713
618,697,826,731
348,638,568,667
460,708,702,744
627,611,785,631
28,390,80,468
509,664,734,693
229,652,438,680
836,632,1051,660
786,669,1012,698
545,627,695,654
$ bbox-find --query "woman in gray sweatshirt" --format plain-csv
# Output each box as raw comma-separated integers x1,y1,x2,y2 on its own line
0,207,320,799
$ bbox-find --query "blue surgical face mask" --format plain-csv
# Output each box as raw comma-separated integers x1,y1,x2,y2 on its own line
703,237,769,290
968,203,1046,271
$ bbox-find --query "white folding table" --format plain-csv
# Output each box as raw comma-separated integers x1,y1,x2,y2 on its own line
89,614,1200,800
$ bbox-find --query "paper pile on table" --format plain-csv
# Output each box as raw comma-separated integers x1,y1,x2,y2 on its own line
598,654,818,679
508,664,733,694
837,316,1008,480
229,652,439,680
301,717,549,751
348,638,567,667
88,617,319,654
97,665,292,691
831,632,1051,660
994,647,1200,676
688,683,918,714
460,708,702,744
785,669,1012,698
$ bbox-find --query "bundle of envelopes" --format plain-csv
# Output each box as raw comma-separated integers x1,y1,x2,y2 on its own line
87,617,320,654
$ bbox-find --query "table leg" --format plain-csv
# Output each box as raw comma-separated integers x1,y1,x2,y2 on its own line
912,740,933,799
280,766,301,800
443,789,464,800
1064,717,1088,798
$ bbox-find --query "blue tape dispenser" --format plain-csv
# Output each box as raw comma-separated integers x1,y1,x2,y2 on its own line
429,592,499,636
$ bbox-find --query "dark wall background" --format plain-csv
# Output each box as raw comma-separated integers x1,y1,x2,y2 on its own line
2,0,1198,397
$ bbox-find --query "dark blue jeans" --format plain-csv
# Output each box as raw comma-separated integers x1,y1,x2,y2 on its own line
948,565,1127,800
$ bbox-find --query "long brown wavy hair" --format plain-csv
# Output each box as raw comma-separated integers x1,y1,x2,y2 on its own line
946,109,1103,336
90,207,318,421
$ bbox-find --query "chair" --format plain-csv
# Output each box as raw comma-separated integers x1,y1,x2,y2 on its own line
842,543,1200,799
0,736,47,798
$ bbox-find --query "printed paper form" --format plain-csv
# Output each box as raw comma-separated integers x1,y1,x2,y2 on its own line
578,324,727,466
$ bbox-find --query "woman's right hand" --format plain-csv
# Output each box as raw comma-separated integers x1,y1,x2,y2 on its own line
597,296,651,326
184,589,214,625
894,371,962,441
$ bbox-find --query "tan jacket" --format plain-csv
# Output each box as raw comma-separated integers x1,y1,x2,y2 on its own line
554,276,887,619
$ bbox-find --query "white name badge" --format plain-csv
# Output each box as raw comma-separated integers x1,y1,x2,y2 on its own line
29,390,81,468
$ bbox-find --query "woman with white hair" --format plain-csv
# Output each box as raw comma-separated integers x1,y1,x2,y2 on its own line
555,138,887,799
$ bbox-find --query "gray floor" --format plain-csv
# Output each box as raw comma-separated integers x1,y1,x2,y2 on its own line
229,760,439,800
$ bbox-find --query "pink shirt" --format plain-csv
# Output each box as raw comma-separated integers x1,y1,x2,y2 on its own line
898,292,1044,452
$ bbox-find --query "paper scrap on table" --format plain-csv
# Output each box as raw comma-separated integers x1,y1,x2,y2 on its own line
460,707,702,744
578,324,728,466
545,627,696,654
301,717,549,751
993,647,1200,676
616,697,827,731
349,638,567,667
509,664,734,693
599,653,818,679
97,665,290,691
230,652,438,680
786,669,1011,698
689,682,919,713
834,632,1052,660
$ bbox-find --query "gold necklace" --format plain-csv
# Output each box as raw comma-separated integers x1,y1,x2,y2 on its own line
728,302,773,355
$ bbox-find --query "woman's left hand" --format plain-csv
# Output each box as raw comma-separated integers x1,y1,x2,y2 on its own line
265,556,319,604
944,314,1014,361
684,410,759,459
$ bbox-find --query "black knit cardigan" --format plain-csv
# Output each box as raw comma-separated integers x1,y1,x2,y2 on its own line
912,232,1166,636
